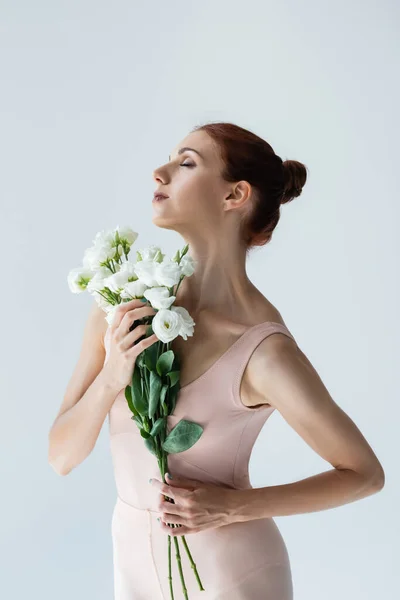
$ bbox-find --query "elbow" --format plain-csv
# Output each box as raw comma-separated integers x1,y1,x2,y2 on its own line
48,439,72,477
48,426,74,476
48,453,72,476
362,462,385,494
48,443,93,477
371,466,385,492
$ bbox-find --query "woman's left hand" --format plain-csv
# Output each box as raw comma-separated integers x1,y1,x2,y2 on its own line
150,472,240,536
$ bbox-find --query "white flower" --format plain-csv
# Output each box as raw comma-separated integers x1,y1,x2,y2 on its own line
170,306,195,340
87,265,118,294
120,280,148,300
92,229,115,247
114,225,138,245
82,239,114,270
144,286,176,310
103,272,127,294
94,295,110,311
119,260,138,278
155,259,182,287
151,309,182,343
133,259,160,286
67,266,94,293
137,245,164,262
179,254,196,277
105,304,120,326
103,260,137,293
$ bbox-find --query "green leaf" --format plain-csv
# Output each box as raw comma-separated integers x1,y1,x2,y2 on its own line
168,383,180,415
148,371,162,419
144,436,156,455
167,370,180,387
124,385,139,416
140,429,150,439
150,416,167,437
156,350,175,376
131,364,149,416
144,336,160,371
131,415,143,428
161,419,203,454
160,383,168,405
136,351,145,368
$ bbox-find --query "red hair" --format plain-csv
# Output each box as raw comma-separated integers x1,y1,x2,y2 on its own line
191,121,308,251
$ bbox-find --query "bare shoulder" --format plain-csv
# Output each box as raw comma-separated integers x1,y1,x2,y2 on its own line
241,322,298,409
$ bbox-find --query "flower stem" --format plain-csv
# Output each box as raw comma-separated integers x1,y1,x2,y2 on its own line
160,456,205,593
167,534,174,599
180,536,204,591
173,536,188,600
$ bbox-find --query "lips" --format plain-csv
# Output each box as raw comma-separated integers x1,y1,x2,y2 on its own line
153,192,169,202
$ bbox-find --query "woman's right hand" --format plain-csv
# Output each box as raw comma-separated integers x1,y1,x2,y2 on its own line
103,298,159,393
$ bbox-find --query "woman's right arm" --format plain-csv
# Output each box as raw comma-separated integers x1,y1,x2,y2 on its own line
47,301,119,476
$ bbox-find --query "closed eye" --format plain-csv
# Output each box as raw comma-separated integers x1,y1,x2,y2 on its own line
180,161,195,167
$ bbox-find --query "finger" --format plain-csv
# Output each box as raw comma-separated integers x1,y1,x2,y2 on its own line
128,332,159,356
160,511,184,526
159,521,188,536
110,299,144,332
120,323,150,351
121,304,156,335
150,479,178,501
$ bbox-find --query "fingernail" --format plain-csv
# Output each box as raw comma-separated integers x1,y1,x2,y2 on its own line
149,478,152,484
166,473,173,479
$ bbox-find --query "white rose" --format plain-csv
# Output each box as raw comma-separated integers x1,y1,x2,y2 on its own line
120,280,148,300
155,259,182,287
103,270,130,293
119,260,138,278
179,254,196,277
170,306,195,340
82,240,114,270
92,229,115,247
151,309,182,343
143,286,176,310
88,264,120,294
67,266,93,293
114,225,138,245
138,245,164,262
133,259,160,286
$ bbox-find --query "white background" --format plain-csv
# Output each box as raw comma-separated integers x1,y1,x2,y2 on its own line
0,1,398,599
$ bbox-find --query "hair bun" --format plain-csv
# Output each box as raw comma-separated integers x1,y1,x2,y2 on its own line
281,159,308,205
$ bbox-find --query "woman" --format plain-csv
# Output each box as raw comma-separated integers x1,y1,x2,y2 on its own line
49,122,385,599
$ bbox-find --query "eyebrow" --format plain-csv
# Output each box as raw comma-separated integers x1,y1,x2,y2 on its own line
168,147,204,161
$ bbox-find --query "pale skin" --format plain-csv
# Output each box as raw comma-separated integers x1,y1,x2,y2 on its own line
147,129,385,536
51,128,385,537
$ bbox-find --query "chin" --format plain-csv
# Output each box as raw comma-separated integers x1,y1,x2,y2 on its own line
151,214,178,231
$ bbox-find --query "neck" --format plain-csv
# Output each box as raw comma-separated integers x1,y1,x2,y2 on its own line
175,240,256,322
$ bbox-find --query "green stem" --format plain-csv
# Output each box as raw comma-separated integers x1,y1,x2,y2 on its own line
159,454,205,593
180,536,204,591
174,537,188,600
168,534,174,600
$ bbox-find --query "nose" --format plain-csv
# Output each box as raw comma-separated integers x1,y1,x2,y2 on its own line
153,160,171,183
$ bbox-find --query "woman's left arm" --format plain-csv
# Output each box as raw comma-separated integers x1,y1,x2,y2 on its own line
235,334,385,522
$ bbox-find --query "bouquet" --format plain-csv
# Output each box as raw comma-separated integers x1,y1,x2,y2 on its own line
67,225,205,599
